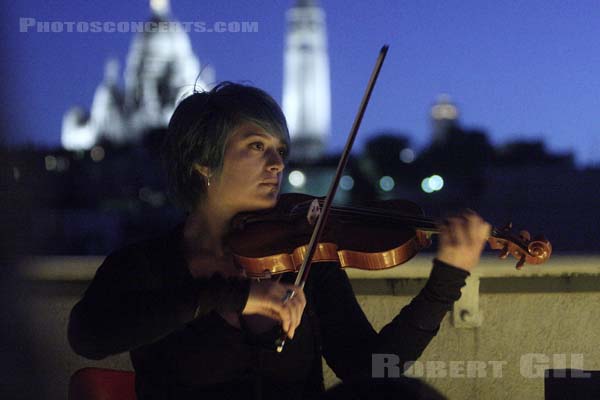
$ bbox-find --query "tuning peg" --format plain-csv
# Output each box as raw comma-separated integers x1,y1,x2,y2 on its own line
499,244,510,259
519,230,531,241
515,255,526,270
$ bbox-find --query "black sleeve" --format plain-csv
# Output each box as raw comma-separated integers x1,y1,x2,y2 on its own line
312,258,469,382
67,244,250,360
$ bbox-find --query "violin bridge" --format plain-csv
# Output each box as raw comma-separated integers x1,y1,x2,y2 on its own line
306,199,321,226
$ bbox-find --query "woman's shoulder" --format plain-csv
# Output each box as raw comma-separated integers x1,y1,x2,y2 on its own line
110,223,182,258
97,222,186,280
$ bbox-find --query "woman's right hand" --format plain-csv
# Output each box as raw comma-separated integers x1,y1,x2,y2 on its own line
241,280,306,339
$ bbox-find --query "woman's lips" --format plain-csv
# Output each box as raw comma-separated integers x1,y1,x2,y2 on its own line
260,182,279,191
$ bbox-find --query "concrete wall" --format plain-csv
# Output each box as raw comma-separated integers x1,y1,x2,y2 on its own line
17,255,600,399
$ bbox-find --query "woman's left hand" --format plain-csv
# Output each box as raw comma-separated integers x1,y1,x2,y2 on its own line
436,210,492,272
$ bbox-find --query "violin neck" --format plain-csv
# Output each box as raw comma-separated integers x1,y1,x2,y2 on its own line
327,204,441,233
330,206,505,239
295,200,506,239
374,211,440,234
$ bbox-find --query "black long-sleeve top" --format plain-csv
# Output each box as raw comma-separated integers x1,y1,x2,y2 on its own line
68,222,469,400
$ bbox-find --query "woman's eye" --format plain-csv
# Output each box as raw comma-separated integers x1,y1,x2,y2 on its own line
251,142,264,151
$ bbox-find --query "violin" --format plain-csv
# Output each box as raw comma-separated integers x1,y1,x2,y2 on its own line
226,192,552,279
229,46,551,352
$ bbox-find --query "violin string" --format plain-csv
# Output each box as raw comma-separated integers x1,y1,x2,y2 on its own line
290,199,518,244
327,209,523,245
311,200,437,224
317,199,432,221
331,209,439,229
290,200,439,230
294,201,438,226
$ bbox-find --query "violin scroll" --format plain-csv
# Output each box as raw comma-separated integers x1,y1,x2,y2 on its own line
487,223,552,269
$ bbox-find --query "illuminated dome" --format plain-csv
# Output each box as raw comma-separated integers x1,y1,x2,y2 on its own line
62,0,215,150
124,0,213,138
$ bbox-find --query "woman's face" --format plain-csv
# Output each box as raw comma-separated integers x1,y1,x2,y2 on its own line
209,121,288,213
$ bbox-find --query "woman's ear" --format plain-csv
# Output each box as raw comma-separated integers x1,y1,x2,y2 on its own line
192,164,210,178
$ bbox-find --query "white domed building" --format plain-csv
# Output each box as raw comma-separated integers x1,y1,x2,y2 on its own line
62,0,214,150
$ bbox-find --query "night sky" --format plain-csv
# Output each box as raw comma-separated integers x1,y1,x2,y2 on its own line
4,0,600,167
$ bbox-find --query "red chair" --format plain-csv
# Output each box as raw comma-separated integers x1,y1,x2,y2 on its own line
69,368,136,400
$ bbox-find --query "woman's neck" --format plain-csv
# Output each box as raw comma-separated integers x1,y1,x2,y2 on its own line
184,197,236,257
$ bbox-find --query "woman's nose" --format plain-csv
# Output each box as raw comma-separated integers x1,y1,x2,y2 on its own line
266,148,285,172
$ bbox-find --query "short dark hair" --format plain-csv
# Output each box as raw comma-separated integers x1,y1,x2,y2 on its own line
161,81,290,213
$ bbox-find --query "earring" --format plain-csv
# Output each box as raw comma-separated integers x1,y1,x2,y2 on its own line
207,175,211,187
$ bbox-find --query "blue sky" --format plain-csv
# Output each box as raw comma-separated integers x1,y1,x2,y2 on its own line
4,0,600,166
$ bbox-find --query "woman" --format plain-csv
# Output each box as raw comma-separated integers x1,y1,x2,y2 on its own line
68,82,491,399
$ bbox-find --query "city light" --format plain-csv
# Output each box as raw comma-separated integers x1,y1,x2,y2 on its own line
421,177,433,193
288,170,306,188
379,176,395,192
45,155,57,171
340,175,354,191
90,146,105,162
399,148,415,163
421,174,444,193
429,175,444,191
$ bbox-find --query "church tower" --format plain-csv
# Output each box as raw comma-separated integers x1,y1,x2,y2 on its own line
282,0,331,161
430,94,459,144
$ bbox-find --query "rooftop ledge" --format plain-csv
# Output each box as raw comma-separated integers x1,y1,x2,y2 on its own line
17,254,600,282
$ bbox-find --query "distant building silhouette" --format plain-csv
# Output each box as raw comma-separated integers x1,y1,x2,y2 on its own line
61,0,213,150
494,140,573,166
